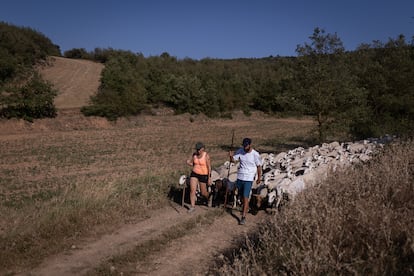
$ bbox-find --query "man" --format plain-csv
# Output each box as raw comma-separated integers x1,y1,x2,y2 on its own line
229,138,262,225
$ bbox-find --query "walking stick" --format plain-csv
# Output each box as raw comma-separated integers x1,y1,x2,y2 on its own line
182,142,193,208
223,129,235,208
182,181,186,207
178,174,187,208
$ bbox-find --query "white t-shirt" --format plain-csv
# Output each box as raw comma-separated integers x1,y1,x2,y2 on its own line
233,148,262,181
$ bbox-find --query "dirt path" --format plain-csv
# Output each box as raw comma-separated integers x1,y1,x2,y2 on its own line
20,204,266,275
145,209,267,276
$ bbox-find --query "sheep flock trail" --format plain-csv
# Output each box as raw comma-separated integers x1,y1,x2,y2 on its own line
11,56,268,275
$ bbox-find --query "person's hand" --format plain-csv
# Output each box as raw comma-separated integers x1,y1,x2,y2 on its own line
228,150,234,158
256,178,261,185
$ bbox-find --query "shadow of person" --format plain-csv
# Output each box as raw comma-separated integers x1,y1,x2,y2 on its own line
224,207,241,223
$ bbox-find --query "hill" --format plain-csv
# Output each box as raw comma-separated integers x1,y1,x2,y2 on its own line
38,56,104,110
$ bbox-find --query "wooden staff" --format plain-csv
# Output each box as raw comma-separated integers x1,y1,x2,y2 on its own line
223,129,235,208
182,142,193,208
182,180,186,207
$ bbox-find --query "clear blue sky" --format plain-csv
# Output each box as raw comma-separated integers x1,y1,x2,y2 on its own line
1,0,413,59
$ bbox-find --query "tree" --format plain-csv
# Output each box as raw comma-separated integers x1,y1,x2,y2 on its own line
352,35,414,138
294,28,365,141
82,51,147,120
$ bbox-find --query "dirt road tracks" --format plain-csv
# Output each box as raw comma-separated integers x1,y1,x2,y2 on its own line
18,204,266,275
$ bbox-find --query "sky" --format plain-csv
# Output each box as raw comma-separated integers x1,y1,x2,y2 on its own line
1,0,413,60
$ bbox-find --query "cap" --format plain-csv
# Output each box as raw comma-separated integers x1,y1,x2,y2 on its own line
242,138,251,147
195,142,205,150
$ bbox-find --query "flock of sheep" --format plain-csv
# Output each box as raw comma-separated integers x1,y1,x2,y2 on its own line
179,136,393,212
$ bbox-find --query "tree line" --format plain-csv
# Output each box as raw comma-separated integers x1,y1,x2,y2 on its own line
1,21,413,141
74,28,414,141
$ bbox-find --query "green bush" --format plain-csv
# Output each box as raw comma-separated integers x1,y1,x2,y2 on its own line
0,21,60,120
81,51,148,120
63,48,91,59
0,73,57,120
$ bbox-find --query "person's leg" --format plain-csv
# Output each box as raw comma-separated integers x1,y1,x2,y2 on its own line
235,180,243,208
199,182,209,199
240,180,253,223
189,177,198,210
199,181,212,206
242,196,249,218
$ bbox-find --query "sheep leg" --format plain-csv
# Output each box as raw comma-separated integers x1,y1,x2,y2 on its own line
223,187,229,208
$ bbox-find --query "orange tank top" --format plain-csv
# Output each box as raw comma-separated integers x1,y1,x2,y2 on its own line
192,152,208,175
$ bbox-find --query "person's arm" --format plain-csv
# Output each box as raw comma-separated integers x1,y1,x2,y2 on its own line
255,151,262,184
186,154,194,166
206,153,212,185
256,165,262,184
229,149,240,163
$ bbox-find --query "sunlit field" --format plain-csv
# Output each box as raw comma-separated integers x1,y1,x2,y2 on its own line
0,111,315,271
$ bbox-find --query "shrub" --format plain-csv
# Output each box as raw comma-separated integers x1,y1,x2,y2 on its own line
0,73,57,120
63,48,91,59
81,51,148,119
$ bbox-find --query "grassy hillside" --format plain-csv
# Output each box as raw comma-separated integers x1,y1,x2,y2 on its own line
214,140,414,275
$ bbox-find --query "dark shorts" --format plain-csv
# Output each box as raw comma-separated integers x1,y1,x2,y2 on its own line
236,179,253,198
190,171,208,184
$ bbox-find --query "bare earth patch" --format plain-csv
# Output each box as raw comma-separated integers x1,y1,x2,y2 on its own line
38,56,104,110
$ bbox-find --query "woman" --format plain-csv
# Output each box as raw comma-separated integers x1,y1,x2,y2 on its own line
186,142,212,213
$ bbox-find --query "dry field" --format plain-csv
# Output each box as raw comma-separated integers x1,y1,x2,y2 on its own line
0,57,316,275
0,112,315,275
0,112,315,204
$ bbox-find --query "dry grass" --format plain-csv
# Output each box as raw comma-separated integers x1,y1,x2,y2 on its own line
214,140,414,275
0,111,315,271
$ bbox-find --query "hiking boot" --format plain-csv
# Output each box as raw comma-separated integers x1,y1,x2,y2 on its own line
188,207,196,213
239,216,246,225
